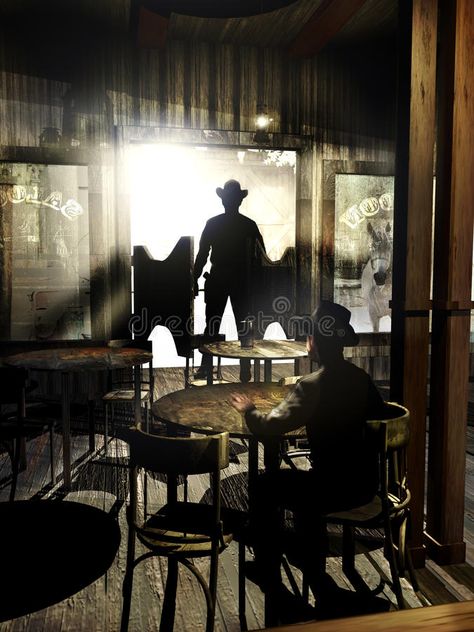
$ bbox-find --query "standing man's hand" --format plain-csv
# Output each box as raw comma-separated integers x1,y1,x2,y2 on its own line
193,279,199,297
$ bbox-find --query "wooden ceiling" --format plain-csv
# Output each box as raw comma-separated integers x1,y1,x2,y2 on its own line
0,0,397,55
166,0,397,53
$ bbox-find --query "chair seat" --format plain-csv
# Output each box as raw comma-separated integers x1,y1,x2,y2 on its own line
103,389,150,403
325,491,404,525
136,502,233,557
325,496,383,524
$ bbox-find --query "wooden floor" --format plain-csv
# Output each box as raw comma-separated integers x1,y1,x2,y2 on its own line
2,365,474,631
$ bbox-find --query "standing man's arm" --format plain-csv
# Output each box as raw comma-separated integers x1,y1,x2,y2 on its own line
255,225,266,255
194,222,212,296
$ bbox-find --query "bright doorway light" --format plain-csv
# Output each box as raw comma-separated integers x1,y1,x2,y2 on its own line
129,143,297,366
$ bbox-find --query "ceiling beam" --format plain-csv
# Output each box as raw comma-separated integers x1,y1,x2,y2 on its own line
288,0,370,58
136,5,169,49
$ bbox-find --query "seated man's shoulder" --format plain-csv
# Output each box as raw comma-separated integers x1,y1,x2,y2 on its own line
296,369,325,388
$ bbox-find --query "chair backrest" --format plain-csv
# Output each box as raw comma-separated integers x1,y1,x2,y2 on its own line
106,339,153,394
367,401,410,451
0,368,27,412
366,402,410,504
127,428,229,476
126,429,230,537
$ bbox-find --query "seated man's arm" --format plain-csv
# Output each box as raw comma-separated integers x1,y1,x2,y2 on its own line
244,380,317,436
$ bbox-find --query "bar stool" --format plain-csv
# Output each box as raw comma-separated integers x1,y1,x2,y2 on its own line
102,340,154,458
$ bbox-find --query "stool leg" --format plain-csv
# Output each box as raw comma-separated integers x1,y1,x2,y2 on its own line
88,399,95,452
49,425,56,485
104,403,109,458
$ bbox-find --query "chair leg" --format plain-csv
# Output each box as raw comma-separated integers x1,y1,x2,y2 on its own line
49,425,56,485
238,540,248,631
206,546,219,632
9,437,21,502
144,469,148,518
88,399,96,452
160,557,179,632
384,518,405,609
104,403,109,458
121,518,137,632
342,525,356,575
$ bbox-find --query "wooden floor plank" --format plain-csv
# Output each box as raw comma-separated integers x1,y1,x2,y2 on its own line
2,366,474,631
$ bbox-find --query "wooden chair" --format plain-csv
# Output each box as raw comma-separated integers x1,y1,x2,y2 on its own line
120,428,232,632
322,402,421,609
0,368,56,501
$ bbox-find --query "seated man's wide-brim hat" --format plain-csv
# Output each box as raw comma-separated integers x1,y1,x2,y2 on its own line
216,179,248,200
312,300,359,347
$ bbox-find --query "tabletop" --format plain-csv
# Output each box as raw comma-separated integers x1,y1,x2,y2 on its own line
3,346,153,372
199,339,308,361
259,600,474,632
152,382,306,439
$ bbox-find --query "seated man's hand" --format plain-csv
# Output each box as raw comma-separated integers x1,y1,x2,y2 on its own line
193,280,199,297
229,393,255,414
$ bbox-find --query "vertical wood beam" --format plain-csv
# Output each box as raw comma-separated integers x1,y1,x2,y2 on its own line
390,0,437,567
112,127,133,339
425,0,474,565
0,187,12,339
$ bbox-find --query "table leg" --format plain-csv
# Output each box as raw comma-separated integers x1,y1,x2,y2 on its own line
165,424,178,505
263,437,281,473
254,360,261,383
264,360,272,383
134,364,141,428
61,371,71,489
247,437,259,519
207,361,214,386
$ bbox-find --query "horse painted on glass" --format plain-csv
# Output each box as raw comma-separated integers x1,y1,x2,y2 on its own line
361,221,392,332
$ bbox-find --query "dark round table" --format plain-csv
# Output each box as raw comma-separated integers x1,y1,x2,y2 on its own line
4,347,152,488
0,500,121,621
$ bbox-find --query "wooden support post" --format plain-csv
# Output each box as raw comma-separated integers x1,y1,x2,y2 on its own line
0,186,12,339
425,0,474,565
390,0,437,568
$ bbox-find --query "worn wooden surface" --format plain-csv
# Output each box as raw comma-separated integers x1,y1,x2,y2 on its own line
152,382,304,439
426,0,474,565
388,0,438,567
260,600,474,632
3,347,152,372
1,366,474,631
200,340,308,361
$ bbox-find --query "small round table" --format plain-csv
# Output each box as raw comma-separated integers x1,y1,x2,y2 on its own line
4,347,152,489
152,382,306,500
198,339,308,384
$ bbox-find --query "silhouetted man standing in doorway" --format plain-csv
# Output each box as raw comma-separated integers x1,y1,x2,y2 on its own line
194,179,266,381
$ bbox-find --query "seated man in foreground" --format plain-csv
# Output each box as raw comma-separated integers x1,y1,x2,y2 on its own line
230,301,386,613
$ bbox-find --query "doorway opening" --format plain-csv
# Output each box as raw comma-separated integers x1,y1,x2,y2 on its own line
129,143,297,366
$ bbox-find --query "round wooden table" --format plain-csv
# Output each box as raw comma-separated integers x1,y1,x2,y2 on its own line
152,382,306,498
154,382,306,627
198,339,308,384
4,346,152,489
